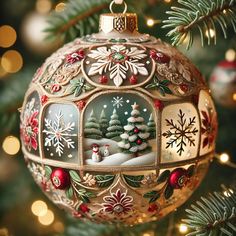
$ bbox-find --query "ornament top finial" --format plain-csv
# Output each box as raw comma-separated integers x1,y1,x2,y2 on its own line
99,0,138,35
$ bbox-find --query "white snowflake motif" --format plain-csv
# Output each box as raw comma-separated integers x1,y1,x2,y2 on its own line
112,96,123,109
87,45,148,87
43,110,77,157
162,109,198,156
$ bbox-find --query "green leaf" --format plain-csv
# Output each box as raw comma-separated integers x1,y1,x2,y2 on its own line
95,175,115,188
74,87,82,97
45,166,52,179
144,191,161,203
162,86,173,94
69,170,81,183
164,185,174,199
157,170,171,184
123,175,144,188
66,187,74,199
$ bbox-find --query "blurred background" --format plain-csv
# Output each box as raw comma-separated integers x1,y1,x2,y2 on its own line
0,0,236,235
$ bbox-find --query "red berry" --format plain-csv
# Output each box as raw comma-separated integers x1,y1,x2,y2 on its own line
150,50,170,64
129,75,138,85
154,99,164,110
180,83,189,93
134,128,139,133
76,100,86,111
80,204,90,213
169,168,188,189
136,139,142,145
50,168,70,190
99,75,108,84
148,204,159,213
51,84,61,93
41,95,48,105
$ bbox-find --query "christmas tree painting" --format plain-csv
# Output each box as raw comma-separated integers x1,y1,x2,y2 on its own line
99,109,109,136
147,113,156,139
106,109,123,141
84,110,102,139
118,103,151,156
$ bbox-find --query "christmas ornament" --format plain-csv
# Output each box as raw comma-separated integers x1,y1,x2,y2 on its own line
20,0,217,225
210,60,236,108
21,12,61,55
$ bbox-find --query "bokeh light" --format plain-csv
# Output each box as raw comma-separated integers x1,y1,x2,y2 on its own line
0,228,9,236
147,19,155,27
0,25,17,48
220,153,229,163
2,136,20,155
31,200,48,217
205,28,215,38
55,2,66,12
1,50,23,73
53,221,65,233
225,49,236,62
38,209,55,226
179,224,188,234
36,0,52,14
233,93,236,101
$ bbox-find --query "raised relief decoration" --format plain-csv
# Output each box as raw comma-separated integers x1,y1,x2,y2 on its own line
83,45,154,87
83,93,157,166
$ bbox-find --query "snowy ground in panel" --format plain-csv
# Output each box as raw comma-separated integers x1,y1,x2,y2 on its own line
84,138,157,166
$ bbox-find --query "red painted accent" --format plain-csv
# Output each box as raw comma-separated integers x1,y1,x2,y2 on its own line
148,204,159,213
129,75,138,85
154,99,164,110
66,49,85,64
50,168,70,190
51,84,61,93
41,95,48,105
134,128,139,134
169,168,188,189
99,75,108,84
136,139,142,145
76,100,86,111
180,83,189,93
150,50,170,63
80,204,90,213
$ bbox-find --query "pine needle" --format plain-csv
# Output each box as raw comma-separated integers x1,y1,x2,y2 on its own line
163,0,236,49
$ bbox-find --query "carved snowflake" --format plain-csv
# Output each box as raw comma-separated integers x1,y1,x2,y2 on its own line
43,111,77,157
112,96,123,109
162,109,198,156
87,45,148,87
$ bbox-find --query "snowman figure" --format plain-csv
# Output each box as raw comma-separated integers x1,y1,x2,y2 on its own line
103,145,110,157
91,144,102,162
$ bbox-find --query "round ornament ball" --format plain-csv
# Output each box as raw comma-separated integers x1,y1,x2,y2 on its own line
20,1,217,225
21,11,61,56
209,60,236,108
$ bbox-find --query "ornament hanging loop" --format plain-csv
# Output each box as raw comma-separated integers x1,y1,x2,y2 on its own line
110,0,127,14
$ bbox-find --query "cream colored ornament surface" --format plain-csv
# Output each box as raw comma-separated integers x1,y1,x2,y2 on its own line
20,0,217,225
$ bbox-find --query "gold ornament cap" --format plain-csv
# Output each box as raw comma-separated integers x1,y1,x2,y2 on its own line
99,0,138,34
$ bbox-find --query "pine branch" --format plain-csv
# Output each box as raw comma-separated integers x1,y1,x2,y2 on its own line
163,0,236,49
45,0,145,42
183,188,236,236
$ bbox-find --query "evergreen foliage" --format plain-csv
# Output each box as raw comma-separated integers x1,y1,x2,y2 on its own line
118,103,151,155
106,109,123,141
84,110,102,139
183,188,236,236
99,109,109,136
147,113,156,139
163,0,236,49
45,0,146,42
